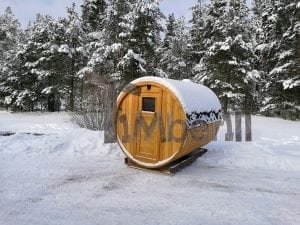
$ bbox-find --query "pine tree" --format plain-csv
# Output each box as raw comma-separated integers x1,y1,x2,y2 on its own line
190,0,208,66
0,7,22,106
4,16,46,111
81,0,107,32
59,3,88,111
253,0,264,17
275,0,300,119
85,0,164,83
83,0,165,84
80,0,108,78
83,0,132,82
30,16,68,111
259,0,300,119
26,15,61,111
226,0,258,113
250,0,266,113
118,0,164,82
164,13,176,47
158,14,189,79
3,4,88,112
156,13,176,78
0,7,21,64
192,0,229,110
193,0,257,113
3,14,62,111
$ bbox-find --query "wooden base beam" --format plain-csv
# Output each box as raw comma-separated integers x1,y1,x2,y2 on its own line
125,148,207,175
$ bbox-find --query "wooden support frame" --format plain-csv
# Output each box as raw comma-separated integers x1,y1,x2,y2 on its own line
125,148,207,175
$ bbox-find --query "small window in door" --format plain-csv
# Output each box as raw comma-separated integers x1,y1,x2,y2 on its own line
142,97,155,112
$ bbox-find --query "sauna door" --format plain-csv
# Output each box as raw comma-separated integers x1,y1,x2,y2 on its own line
135,91,161,162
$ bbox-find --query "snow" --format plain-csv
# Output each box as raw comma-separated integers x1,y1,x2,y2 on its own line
50,44,59,53
278,50,293,60
118,32,128,38
41,87,53,95
31,69,50,79
24,57,46,68
109,43,122,52
0,112,300,225
125,49,146,64
228,60,238,65
130,76,222,115
282,79,299,90
58,44,74,57
256,43,267,51
76,46,87,56
268,14,277,22
77,67,93,78
246,70,261,82
4,96,12,104
269,63,292,75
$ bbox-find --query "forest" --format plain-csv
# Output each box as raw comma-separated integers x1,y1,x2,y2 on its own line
0,0,299,120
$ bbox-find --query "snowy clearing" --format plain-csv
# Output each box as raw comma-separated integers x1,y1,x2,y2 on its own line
0,111,300,225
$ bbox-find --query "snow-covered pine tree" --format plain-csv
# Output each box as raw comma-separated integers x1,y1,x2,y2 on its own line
58,3,88,111
259,0,299,119
193,0,257,113
105,0,132,45
192,0,229,111
78,0,132,128
226,0,258,113
253,0,264,17
24,15,69,111
113,0,144,82
84,0,164,83
1,4,87,112
81,0,107,32
0,7,21,65
1,14,52,111
190,0,208,69
156,13,176,78
0,7,22,107
158,14,189,79
273,0,300,119
254,0,278,116
250,0,266,113
118,0,164,82
83,0,132,82
164,13,176,46
4,14,67,111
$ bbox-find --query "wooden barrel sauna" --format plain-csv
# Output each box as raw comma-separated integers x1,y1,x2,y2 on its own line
115,76,222,168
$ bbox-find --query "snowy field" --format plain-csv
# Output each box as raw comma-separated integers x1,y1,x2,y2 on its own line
0,111,300,225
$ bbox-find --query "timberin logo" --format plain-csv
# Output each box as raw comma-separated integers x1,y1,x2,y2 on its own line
222,113,252,142
116,112,252,143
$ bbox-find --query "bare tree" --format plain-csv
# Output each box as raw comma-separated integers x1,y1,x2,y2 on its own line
72,73,107,131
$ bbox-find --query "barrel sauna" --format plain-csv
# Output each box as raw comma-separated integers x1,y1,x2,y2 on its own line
115,76,222,168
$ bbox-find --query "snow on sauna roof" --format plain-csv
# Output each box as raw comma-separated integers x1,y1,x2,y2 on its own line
130,76,221,115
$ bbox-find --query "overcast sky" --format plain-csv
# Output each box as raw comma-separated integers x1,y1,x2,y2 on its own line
0,0,252,27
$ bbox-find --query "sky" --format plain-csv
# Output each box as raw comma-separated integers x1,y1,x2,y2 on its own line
0,0,252,27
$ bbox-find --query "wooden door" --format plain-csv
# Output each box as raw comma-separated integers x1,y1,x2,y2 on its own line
135,90,162,162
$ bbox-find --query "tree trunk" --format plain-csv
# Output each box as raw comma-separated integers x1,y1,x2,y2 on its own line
69,75,74,111
47,93,55,112
69,58,75,112
80,77,84,111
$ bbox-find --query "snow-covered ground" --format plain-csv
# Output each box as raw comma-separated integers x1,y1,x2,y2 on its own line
0,111,299,225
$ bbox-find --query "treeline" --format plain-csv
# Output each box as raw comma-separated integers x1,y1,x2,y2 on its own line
0,0,299,119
